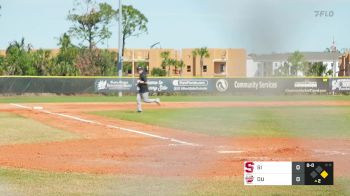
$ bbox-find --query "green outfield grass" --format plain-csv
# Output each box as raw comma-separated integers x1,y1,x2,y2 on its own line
0,167,190,195
0,112,79,145
91,106,350,138
0,167,348,196
1,95,350,103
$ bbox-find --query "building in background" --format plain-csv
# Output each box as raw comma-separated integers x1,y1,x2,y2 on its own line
181,48,246,77
119,48,246,77
246,55,259,77
122,48,178,76
247,52,341,77
339,53,350,76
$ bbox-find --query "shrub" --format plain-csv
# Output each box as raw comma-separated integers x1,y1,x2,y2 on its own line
151,67,167,77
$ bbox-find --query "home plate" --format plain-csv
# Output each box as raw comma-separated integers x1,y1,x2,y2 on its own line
33,106,44,110
217,150,244,154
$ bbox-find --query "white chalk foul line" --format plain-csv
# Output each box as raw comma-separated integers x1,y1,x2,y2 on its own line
170,138,198,146
10,103,31,109
10,103,199,147
217,150,244,154
313,149,348,156
106,125,169,140
41,110,101,125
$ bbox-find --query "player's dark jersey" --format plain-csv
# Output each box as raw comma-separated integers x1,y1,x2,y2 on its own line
138,72,149,93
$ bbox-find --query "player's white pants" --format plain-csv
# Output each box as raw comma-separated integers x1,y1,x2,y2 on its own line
137,92,157,112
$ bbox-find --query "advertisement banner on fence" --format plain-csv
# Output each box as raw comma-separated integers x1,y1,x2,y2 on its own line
331,79,350,92
213,78,279,94
94,78,212,93
213,78,328,95
284,78,328,94
172,79,210,91
94,78,330,94
95,79,135,92
147,79,171,92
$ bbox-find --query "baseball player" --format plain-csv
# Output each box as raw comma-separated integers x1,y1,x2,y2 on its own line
136,66,160,112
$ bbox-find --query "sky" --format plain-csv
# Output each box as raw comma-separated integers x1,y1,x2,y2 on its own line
0,0,349,53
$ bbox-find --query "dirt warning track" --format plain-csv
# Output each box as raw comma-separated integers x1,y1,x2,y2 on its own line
0,101,349,177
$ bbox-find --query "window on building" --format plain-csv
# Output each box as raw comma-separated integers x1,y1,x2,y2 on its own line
203,65,208,72
125,63,132,74
173,67,179,75
220,64,225,73
187,65,191,72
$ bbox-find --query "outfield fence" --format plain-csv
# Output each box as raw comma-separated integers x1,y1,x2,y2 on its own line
1,77,350,95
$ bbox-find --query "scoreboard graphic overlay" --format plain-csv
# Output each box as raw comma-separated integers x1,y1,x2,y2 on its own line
244,162,334,186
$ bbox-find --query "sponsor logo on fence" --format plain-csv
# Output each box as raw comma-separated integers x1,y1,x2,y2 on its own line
216,79,229,92
332,79,350,91
294,81,318,88
285,79,327,93
172,79,209,91
148,80,169,92
95,80,133,91
96,80,108,91
173,79,208,86
233,81,278,90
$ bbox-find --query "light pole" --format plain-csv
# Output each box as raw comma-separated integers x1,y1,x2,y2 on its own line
150,42,161,49
117,0,123,96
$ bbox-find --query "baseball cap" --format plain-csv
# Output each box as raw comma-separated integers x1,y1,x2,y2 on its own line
137,66,144,70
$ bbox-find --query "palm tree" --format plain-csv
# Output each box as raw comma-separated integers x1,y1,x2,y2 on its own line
168,59,178,76
160,51,171,76
192,47,210,77
5,38,33,75
306,62,332,76
176,60,185,76
287,51,306,76
274,62,290,76
6,38,32,54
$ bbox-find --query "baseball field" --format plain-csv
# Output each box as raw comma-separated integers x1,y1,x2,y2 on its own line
0,95,349,195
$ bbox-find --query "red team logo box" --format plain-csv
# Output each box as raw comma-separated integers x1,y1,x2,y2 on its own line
244,162,255,184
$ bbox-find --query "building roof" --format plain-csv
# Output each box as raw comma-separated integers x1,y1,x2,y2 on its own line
250,52,342,62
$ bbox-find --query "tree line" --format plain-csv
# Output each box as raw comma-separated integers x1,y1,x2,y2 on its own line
0,0,147,76
274,51,334,77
